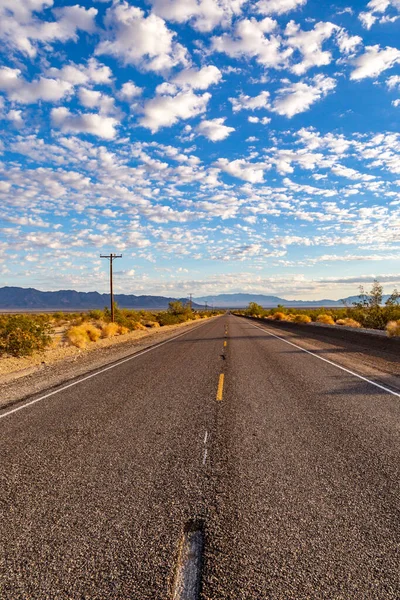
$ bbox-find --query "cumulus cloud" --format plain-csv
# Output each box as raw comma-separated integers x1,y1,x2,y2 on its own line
257,0,307,15
0,67,73,103
140,89,211,132
47,59,113,86
51,107,119,139
350,45,400,80
285,20,338,75
272,74,336,118
118,81,143,101
96,2,188,72
78,88,116,115
197,118,235,141
335,29,363,55
359,0,400,29
212,17,291,69
230,90,270,111
172,65,222,90
216,158,265,182
149,0,247,32
0,1,97,57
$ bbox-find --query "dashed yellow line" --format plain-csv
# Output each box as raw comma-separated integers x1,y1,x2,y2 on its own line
216,373,225,401
223,341,227,348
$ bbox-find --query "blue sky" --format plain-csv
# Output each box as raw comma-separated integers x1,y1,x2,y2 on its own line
0,0,399,300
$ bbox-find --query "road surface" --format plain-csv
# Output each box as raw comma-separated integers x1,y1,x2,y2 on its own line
1,314,399,599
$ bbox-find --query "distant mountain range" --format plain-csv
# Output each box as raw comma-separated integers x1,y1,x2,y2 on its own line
193,292,393,308
0,287,393,311
0,287,201,310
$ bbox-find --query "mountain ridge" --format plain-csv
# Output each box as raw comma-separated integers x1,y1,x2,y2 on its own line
0,286,391,310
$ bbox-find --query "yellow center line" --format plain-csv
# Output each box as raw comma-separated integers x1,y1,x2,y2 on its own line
216,373,225,401
223,341,227,347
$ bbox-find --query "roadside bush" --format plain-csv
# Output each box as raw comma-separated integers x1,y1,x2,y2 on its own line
316,314,335,325
0,315,52,357
144,321,160,328
85,323,101,342
272,312,287,321
131,321,147,331
66,325,91,348
293,314,312,324
336,318,361,328
386,320,400,337
101,322,120,338
88,309,104,320
118,325,130,335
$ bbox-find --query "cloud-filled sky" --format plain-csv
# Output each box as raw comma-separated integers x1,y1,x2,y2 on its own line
0,0,399,300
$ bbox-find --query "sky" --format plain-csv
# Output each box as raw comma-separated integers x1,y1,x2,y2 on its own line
0,0,399,300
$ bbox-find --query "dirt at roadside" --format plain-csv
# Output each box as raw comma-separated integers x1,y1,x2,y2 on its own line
0,318,213,410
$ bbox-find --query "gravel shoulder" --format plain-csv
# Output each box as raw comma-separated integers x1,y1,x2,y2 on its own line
0,318,215,410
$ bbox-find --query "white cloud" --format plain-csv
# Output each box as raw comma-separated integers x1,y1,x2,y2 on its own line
149,0,247,32
0,1,97,57
230,91,270,111
0,67,72,103
216,158,265,182
140,89,211,132
197,118,235,141
212,17,291,69
96,2,188,72
331,164,376,181
118,81,143,102
350,45,400,80
387,74,400,89
272,74,336,118
285,20,338,75
172,65,222,90
51,107,119,139
335,29,363,55
7,109,23,125
248,116,271,124
359,0,400,29
47,59,113,86
256,0,307,15
78,88,116,114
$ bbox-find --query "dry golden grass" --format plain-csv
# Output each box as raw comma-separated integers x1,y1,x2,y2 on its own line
118,326,130,335
66,325,90,348
101,322,120,338
336,318,361,328
293,314,312,324
85,323,102,342
131,321,147,331
144,321,161,328
316,314,335,325
272,312,287,321
386,320,400,337
285,314,295,322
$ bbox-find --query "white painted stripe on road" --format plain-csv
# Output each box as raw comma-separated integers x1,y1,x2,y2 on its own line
202,449,208,465
251,322,400,399
203,430,208,445
0,319,217,421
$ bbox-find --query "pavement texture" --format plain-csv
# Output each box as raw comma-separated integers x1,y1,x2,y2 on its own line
1,314,399,599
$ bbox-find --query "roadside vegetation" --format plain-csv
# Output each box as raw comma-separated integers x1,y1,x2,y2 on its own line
235,280,400,338
0,302,222,358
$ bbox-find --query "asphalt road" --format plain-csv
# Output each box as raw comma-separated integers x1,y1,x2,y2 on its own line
1,314,399,599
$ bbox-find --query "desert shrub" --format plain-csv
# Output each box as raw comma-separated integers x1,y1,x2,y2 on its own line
285,314,295,322
131,321,147,331
88,309,104,320
0,315,52,357
316,314,335,325
386,320,400,337
85,323,101,342
293,314,312,324
66,325,90,348
118,326,130,335
272,312,287,321
144,321,160,328
156,312,185,326
101,322,120,338
336,318,361,328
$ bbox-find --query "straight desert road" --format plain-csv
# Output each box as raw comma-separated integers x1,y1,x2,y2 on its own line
1,314,400,599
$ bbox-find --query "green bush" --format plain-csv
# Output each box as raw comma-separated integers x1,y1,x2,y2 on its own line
0,315,52,357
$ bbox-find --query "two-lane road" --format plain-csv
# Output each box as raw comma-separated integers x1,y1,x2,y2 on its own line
1,315,399,598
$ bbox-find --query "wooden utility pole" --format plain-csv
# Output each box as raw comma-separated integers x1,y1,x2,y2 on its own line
189,293,193,310
100,253,122,322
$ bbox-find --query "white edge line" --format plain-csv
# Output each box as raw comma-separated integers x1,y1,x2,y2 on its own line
250,322,400,399
204,430,208,445
202,449,208,465
0,319,217,421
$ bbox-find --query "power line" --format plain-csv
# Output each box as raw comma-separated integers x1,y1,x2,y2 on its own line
100,253,122,322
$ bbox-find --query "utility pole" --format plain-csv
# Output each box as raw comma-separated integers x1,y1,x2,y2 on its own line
100,253,122,322
205,300,208,311
189,293,193,310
